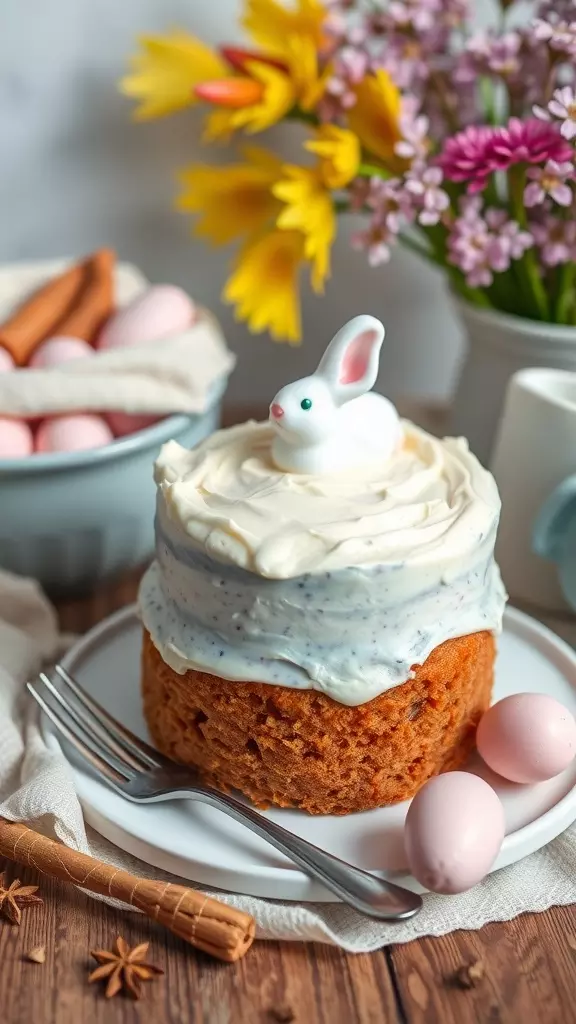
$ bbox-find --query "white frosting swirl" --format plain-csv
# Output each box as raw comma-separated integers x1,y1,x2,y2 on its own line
139,420,506,706
154,420,500,580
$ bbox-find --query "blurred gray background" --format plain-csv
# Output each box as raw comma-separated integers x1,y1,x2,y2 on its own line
1,0,503,411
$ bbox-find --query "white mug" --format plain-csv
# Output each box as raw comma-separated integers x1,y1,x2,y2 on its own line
490,367,576,614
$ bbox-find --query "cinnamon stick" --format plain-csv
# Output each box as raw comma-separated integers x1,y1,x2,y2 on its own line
0,819,255,962
0,250,116,365
0,262,86,365
53,248,115,343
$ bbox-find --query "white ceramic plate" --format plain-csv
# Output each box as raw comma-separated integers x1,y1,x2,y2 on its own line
47,605,576,901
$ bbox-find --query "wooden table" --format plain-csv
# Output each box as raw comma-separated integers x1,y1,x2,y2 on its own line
1,572,574,1024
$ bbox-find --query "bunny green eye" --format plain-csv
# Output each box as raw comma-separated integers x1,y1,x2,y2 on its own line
300,398,312,411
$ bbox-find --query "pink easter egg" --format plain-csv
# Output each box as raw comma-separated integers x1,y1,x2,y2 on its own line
404,772,505,894
477,693,576,784
35,414,114,454
28,335,94,369
98,285,195,350
107,412,161,438
0,418,34,458
0,347,15,372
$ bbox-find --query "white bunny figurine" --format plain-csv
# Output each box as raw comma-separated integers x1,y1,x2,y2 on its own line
269,314,402,474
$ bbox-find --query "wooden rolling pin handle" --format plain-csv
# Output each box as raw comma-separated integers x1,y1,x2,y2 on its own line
0,819,255,962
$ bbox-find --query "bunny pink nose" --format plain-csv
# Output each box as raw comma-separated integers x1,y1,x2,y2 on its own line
270,403,284,419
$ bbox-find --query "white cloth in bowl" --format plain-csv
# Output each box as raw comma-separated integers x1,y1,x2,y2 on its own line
0,260,235,418
0,568,575,952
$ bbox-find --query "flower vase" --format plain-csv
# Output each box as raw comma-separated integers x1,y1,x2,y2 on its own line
450,301,576,466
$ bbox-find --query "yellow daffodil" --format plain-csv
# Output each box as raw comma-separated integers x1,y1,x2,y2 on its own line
121,2,330,134
176,146,283,245
224,229,305,343
346,70,403,169
195,45,327,136
197,60,296,136
305,125,360,188
201,108,239,144
120,32,227,120
273,167,335,292
194,2,330,134
284,33,330,112
241,0,327,60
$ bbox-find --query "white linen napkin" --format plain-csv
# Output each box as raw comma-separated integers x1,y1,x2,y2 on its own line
0,260,235,418
1,568,575,952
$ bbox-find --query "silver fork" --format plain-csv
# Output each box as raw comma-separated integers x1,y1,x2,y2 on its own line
28,664,422,921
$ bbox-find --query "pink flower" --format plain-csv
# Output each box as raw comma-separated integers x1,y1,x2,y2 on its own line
323,45,370,114
365,177,416,222
524,160,574,207
490,118,573,167
438,125,497,193
532,17,576,57
388,0,438,32
376,36,431,89
352,177,415,266
395,97,430,160
405,164,450,225
338,46,369,84
530,215,576,266
439,118,573,193
447,196,533,287
466,30,522,76
352,218,397,266
493,218,534,260
538,86,576,140
347,177,372,212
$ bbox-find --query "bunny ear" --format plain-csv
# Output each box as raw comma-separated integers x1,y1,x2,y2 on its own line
317,315,385,405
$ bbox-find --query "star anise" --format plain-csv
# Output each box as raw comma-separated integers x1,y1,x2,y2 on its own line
89,937,164,999
0,872,43,925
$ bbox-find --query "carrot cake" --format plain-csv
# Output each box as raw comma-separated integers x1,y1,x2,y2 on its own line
138,415,506,815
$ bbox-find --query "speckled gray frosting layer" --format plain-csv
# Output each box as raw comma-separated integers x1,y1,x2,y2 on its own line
139,507,506,706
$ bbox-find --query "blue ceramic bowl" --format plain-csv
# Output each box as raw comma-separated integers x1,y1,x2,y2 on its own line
0,384,225,594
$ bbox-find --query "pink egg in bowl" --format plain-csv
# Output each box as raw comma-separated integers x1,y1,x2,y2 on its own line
0,417,34,458
29,335,94,369
36,414,114,454
0,393,227,593
107,412,161,438
0,256,231,593
98,285,195,350
476,693,576,784
0,348,15,372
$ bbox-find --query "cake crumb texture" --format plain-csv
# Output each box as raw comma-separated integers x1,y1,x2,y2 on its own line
141,629,495,814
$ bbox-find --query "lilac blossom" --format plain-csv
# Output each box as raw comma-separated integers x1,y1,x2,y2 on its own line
388,0,439,32
347,177,373,213
352,177,415,265
321,43,370,116
447,196,533,288
365,177,416,222
465,31,522,77
352,215,400,266
395,98,430,160
375,34,431,90
405,164,450,225
535,0,576,18
537,86,576,140
524,160,574,207
530,215,576,265
532,17,576,57
486,211,535,260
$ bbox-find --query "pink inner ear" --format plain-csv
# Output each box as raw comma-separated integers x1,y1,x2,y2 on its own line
339,330,377,384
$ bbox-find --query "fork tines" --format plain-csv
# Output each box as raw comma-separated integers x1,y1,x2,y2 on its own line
27,664,164,786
